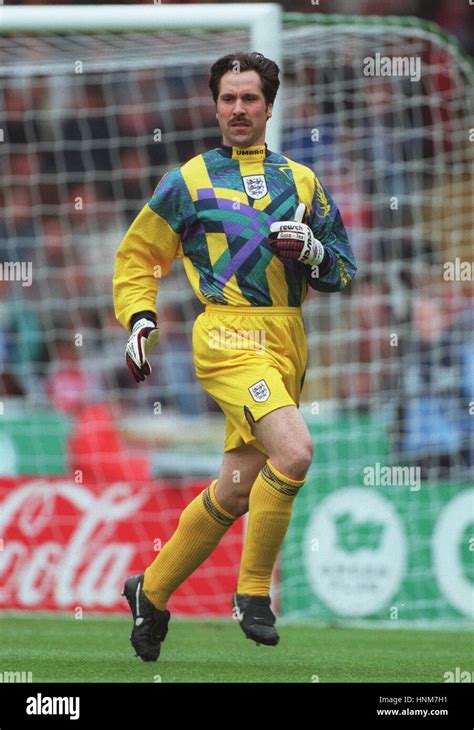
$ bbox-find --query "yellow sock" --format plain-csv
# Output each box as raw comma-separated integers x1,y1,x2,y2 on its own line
237,460,305,596
143,479,237,609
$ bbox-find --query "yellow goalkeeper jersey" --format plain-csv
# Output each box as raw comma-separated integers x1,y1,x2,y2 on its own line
113,143,356,330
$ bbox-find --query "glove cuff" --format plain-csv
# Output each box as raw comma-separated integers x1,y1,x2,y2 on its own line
131,317,158,334
311,238,325,266
130,310,157,331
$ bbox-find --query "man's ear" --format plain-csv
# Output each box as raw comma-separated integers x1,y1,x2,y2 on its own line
266,102,273,120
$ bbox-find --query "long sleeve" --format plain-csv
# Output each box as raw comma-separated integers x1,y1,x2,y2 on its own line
305,176,357,292
113,168,189,331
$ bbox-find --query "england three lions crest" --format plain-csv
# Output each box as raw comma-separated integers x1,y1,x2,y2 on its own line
248,379,271,402
242,174,268,200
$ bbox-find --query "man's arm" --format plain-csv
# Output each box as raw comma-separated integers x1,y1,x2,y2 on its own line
305,176,357,292
113,168,192,382
113,168,186,332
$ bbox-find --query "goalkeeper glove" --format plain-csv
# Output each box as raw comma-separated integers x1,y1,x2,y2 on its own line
268,202,325,266
125,317,160,383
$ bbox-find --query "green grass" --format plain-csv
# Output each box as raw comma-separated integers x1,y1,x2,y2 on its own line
1,615,472,683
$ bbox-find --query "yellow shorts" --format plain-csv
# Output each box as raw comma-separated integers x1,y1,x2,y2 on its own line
192,305,308,454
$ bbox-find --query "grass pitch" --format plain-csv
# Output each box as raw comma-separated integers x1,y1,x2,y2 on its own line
1,614,472,683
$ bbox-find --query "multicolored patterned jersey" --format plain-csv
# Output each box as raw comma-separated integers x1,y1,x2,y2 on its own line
114,143,356,330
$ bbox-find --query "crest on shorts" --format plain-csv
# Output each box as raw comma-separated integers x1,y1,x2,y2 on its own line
248,379,271,403
242,174,268,200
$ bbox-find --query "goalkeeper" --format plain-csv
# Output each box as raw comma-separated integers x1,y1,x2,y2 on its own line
113,52,356,661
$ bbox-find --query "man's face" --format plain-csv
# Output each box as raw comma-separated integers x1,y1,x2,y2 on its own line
216,70,272,147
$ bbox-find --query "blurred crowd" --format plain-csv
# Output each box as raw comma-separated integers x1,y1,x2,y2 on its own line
0,3,472,480
0,69,218,410
5,0,474,55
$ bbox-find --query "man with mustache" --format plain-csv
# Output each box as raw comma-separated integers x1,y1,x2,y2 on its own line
114,52,357,661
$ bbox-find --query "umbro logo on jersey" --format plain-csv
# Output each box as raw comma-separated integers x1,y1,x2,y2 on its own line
135,617,144,626
242,174,268,200
233,146,266,157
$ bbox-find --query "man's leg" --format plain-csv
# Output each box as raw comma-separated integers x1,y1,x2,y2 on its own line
214,442,268,516
236,405,313,596
143,443,267,609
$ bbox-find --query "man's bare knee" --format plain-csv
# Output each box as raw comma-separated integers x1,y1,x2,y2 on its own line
278,439,313,481
253,407,313,481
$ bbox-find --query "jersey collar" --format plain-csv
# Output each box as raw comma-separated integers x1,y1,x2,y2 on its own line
219,143,269,161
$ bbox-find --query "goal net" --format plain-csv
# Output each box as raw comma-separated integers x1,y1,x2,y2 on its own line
0,7,472,622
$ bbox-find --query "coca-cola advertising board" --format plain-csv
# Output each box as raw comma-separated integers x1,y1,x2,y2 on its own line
0,478,244,616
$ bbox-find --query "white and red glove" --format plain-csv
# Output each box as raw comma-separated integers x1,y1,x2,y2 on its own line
268,203,325,266
125,317,160,383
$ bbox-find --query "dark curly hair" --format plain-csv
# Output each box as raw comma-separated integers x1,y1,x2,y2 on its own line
209,52,280,107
